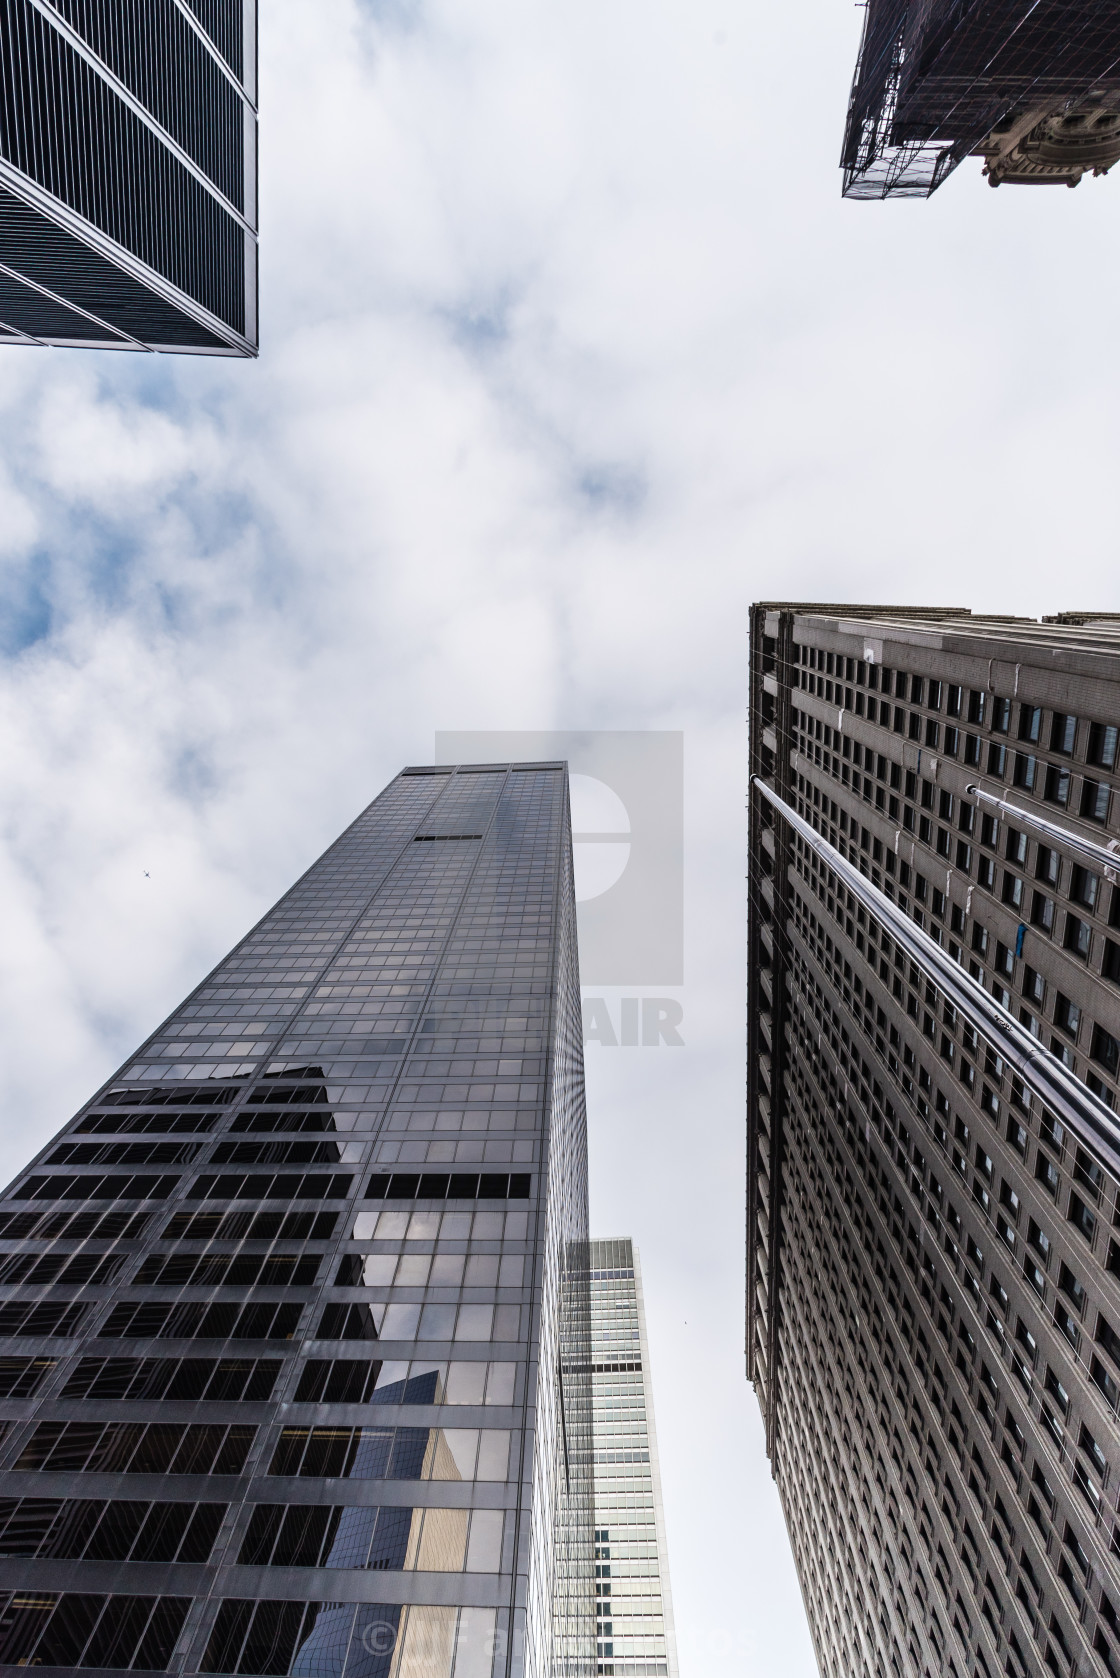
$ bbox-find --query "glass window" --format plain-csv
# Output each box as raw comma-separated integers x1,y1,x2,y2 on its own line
1081,780,1111,824
1018,705,1042,743
1051,715,1077,755
1088,722,1118,770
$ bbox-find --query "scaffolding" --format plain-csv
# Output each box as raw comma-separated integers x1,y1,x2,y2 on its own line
841,0,1120,198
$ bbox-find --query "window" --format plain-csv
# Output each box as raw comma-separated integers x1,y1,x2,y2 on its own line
1002,872,1023,910
16,1421,256,1475
1104,940,1120,985
1023,967,1044,1005
1070,865,1099,910
1091,1023,1120,1078
992,697,1010,733
978,856,995,890
1013,753,1036,791
1082,779,1111,824
1065,915,1092,959
1069,1194,1097,1243
1032,892,1054,933
947,685,962,718
1036,845,1059,886
1044,765,1070,806
1088,722,1118,770
988,742,1007,776
1051,714,1077,755
926,717,940,748
1019,705,1042,743
1059,1264,1086,1312
1036,1154,1060,1197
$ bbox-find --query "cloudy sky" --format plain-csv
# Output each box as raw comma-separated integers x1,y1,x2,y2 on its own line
3,0,1120,1668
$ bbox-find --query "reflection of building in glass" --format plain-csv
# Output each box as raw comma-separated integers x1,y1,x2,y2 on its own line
589,1240,677,1678
0,0,257,353
0,762,593,1678
842,0,1120,197
749,604,1120,1678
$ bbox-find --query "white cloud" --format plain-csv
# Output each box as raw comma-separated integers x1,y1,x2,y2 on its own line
1,0,1119,1667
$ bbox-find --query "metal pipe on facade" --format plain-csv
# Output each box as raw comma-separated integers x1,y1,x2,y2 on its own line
751,774,1120,1180
965,783,1120,881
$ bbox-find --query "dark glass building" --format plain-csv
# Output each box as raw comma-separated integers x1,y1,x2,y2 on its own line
0,0,257,353
0,762,593,1678
749,606,1120,1677
841,0,1120,196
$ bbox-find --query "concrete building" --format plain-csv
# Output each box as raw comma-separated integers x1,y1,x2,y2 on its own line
748,605,1120,1678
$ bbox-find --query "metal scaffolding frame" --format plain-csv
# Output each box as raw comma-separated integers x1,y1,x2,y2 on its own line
841,0,1120,198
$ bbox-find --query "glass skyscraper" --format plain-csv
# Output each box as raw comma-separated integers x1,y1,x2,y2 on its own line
588,1241,676,1678
0,761,592,1678
0,0,257,354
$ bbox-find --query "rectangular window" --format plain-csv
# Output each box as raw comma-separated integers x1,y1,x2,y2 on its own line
267,1424,511,1482
99,1301,302,1341
926,718,940,749
1044,765,1071,806
62,1357,281,1403
968,690,986,726
944,727,959,757
1103,939,1120,985
1002,873,1023,909
1091,1023,1120,1078
1013,754,1037,791
992,697,1010,734
15,1421,256,1475
1054,995,1081,1039
947,686,962,718
1088,722,1118,770
988,742,1007,776
1032,893,1054,933
1019,705,1042,743
0,1497,226,1563
1051,715,1077,755
1037,845,1059,886
1081,780,1111,824
1070,865,1099,910
0,1594,191,1673
1064,915,1091,960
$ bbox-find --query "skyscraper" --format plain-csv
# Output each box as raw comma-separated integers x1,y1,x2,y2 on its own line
588,1240,676,1678
0,0,257,354
0,761,592,1678
841,0,1120,196
748,605,1120,1678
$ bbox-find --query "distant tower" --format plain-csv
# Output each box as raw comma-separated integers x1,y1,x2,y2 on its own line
590,1239,678,1678
0,0,257,353
842,0,1120,196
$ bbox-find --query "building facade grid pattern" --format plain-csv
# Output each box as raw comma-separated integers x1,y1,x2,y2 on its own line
0,762,593,1678
748,605,1120,1678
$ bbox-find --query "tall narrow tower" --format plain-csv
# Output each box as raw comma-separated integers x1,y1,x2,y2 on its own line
749,605,1120,1678
589,1240,677,1678
0,0,257,353
0,762,592,1678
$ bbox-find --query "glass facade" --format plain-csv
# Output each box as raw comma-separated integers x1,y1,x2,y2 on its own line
0,762,593,1678
589,1240,676,1678
749,605,1120,1678
0,0,257,354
